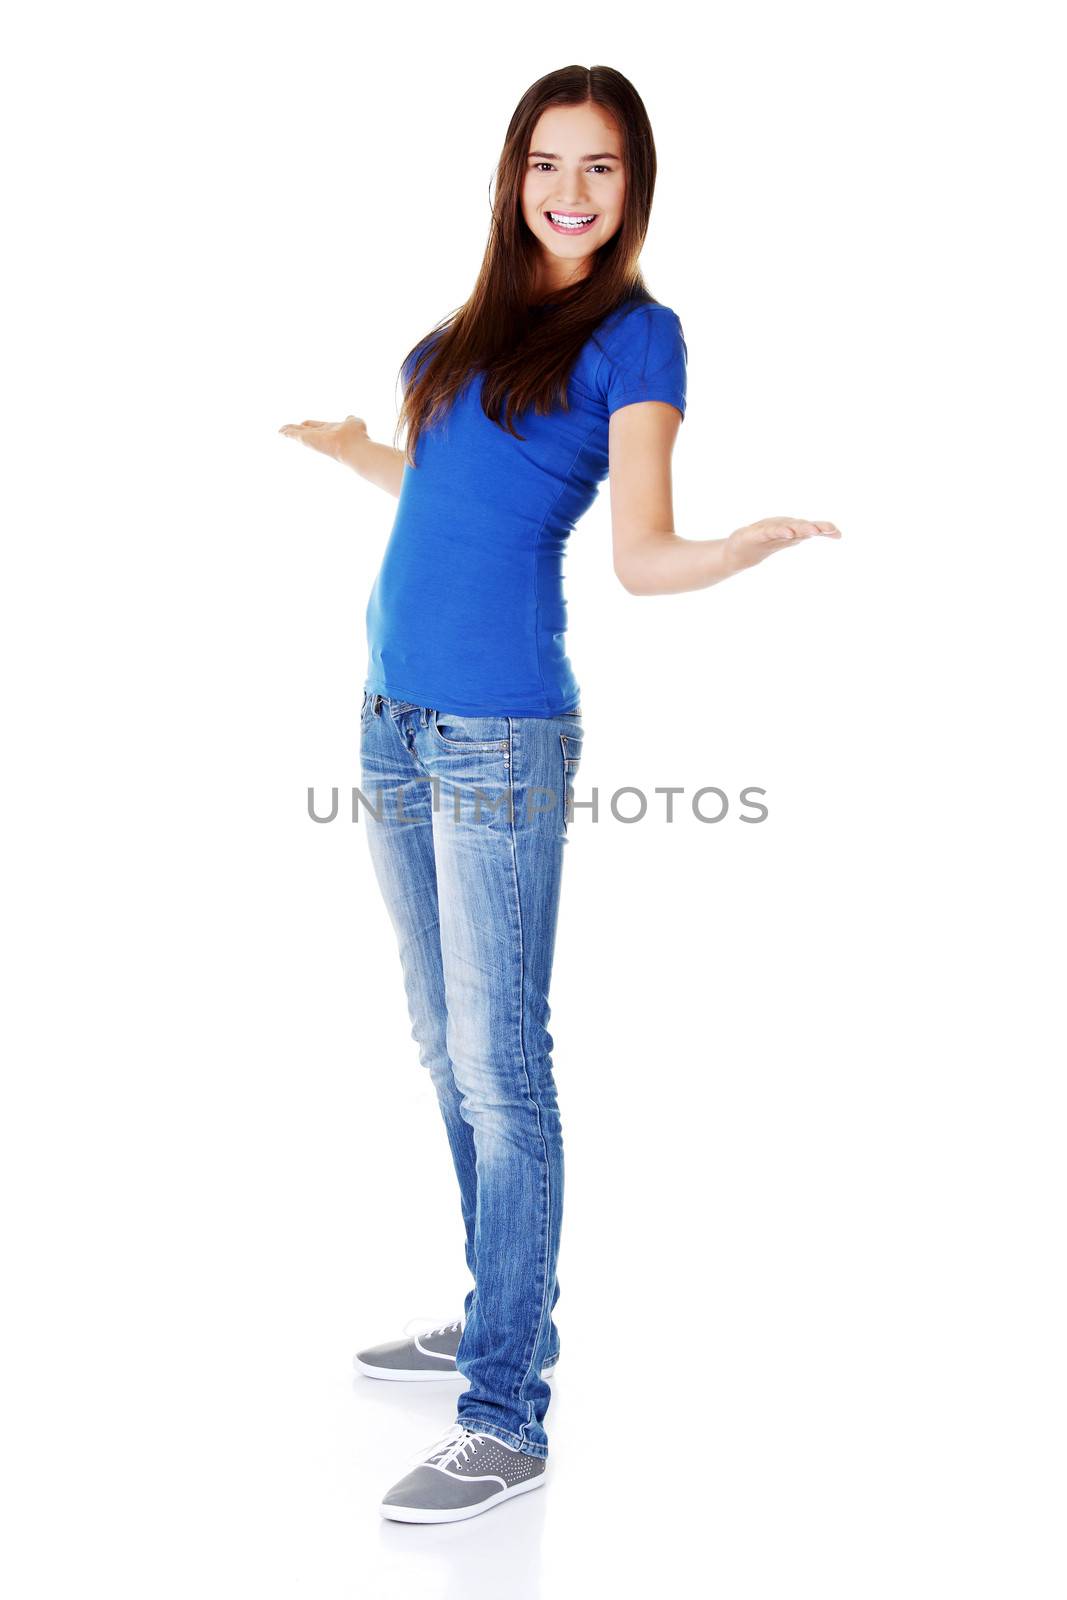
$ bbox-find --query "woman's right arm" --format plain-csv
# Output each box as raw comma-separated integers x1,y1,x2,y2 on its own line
279,415,406,498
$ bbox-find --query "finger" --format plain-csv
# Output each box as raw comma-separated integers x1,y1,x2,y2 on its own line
813,521,842,536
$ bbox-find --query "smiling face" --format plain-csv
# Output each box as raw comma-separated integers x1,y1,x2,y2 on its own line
520,102,626,295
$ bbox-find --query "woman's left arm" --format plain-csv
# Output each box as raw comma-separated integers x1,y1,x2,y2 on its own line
608,402,841,596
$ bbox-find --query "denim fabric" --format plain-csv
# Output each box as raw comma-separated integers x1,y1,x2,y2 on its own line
358,692,584,1458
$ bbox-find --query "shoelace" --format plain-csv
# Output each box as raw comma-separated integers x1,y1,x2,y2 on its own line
415,1422,484,1471
401,1314,465,1340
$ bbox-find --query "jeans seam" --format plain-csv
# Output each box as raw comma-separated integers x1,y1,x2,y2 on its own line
504,717,554,1447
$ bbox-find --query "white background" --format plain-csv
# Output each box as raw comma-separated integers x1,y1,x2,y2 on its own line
3,2,1064,1595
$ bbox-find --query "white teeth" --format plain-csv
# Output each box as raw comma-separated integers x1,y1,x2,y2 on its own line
548,212,595,228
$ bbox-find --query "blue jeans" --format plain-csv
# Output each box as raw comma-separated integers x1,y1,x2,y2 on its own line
358,693,584,1459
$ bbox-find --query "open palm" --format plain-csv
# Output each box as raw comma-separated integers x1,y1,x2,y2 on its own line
278,415,368,466
728,517,842,571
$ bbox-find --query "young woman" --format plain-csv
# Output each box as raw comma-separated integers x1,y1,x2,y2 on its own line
281,63,840,1525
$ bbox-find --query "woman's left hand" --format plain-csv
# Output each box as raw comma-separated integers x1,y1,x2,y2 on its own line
726,517,842,573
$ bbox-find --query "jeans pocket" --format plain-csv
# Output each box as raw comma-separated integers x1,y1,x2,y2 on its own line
560,731,583,769
560,733,582,831
430,709,510,751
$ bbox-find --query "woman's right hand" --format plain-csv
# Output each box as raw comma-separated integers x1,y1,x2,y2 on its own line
278,414,368,470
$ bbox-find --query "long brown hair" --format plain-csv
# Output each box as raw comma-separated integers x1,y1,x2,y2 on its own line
393,64,660,467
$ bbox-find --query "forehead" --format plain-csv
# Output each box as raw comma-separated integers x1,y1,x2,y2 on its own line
527,102,622,157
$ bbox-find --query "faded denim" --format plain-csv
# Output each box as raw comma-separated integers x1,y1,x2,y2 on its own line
358,692,584,1459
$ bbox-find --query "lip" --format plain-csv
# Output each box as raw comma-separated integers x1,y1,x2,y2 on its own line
544,210,598,235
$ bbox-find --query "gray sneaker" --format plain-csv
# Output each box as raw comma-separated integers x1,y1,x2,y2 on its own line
355,1316,559,1382
379,1422,548,1523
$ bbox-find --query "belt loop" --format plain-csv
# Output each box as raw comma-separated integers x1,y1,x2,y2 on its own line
420,706,430,728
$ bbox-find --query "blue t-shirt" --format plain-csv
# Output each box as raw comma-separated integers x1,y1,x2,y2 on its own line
363,297,687,716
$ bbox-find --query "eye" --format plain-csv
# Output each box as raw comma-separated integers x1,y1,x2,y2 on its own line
529,162,616,175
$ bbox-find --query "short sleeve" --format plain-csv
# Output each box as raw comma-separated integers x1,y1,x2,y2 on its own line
594,302,688,420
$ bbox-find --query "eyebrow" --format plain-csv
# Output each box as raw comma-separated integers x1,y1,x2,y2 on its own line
527,150,620,162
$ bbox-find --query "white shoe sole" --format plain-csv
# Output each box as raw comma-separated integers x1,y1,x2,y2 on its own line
354,1357,558,1382
379,1467,548,1523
